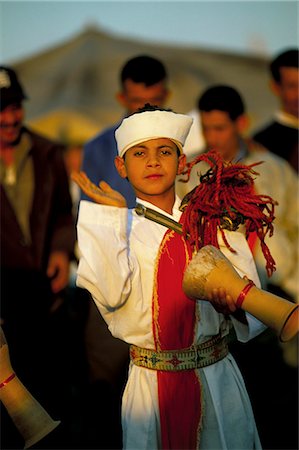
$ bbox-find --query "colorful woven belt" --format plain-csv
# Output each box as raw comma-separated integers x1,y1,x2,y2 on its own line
130,334,228,371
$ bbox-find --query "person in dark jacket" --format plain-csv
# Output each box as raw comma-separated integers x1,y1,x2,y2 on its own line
0,65,75,448
253,48,298,173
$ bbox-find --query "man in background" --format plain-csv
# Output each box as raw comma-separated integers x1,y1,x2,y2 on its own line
177,84,298,303
176,84,298,450
253,48,299,173
0,66,75,448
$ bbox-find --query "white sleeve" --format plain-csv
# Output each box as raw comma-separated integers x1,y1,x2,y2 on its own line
219,229,267,341
76,200,139,311
231,313,267,342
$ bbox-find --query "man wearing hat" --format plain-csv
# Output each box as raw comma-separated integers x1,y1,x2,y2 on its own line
0,66,75,447
72,105,264,450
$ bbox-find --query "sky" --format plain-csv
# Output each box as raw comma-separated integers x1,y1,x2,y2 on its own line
0,1,298,64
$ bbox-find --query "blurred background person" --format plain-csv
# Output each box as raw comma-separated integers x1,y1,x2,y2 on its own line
176,84,298,450
0,66,75,448
253,48,299,173
177,85,298,303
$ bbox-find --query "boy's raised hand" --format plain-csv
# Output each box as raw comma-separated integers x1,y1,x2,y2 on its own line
71,171,127,207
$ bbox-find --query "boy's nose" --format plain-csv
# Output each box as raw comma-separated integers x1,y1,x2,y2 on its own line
147,160,160,168
146,154,160,166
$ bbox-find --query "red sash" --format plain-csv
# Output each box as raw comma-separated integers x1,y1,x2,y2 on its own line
152,229,202,449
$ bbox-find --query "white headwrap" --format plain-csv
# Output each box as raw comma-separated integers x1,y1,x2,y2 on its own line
115,110,193,157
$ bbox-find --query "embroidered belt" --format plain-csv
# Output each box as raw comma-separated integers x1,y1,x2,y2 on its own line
130,334,228,371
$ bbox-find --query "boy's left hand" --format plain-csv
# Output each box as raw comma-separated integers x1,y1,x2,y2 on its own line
207,287,248,323
207,287,237,315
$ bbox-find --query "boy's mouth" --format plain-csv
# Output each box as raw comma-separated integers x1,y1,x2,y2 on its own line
145,174,163,179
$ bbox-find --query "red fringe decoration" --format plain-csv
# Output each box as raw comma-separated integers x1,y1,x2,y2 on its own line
179,150,277,277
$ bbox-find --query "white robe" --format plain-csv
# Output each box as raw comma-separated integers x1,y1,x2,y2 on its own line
76,196,265,450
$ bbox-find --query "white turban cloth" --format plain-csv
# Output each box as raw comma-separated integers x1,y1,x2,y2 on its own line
115,110,193,157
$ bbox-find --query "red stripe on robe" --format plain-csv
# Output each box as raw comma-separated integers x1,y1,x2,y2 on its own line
247,231,258,254
152,229,202,449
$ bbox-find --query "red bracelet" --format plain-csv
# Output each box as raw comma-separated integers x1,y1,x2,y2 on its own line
236,279,255,309
0,372,16,389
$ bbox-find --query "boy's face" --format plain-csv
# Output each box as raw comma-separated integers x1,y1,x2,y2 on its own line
117,80,169,114
115,138,186,201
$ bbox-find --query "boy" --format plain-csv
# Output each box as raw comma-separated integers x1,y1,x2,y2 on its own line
73,106,264,449
80,57,170,447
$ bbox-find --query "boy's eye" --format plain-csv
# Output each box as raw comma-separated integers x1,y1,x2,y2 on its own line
134,151,145,157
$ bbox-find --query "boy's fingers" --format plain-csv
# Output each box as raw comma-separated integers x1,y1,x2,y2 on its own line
99,180,113,192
